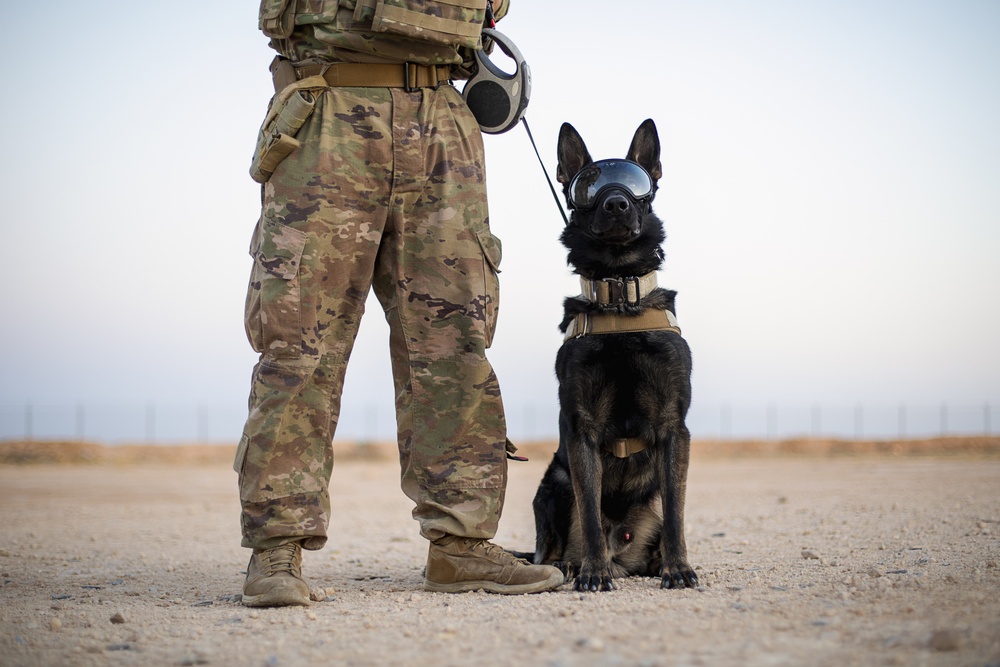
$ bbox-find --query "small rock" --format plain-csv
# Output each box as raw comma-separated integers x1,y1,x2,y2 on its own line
928,629,961,652
110,613,126,625
309,587,326,602
49,618,62,632
177,656,210,667
867,567,882,578
801,549,820,560
306,611,317,621
576,637,604,651
107,643,135,651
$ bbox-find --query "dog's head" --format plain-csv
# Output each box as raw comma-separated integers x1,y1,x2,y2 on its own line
556,119,666,277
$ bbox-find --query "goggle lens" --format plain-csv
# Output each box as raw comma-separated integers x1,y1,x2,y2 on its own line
568,160,653,209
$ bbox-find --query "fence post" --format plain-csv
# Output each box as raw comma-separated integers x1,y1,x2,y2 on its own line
365,403,378,444
197,405,209,442
146,404,156,443
524,404,537,442
76,403,85,440
720,404,731,439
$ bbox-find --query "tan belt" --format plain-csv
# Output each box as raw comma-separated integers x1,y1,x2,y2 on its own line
271,57,451,93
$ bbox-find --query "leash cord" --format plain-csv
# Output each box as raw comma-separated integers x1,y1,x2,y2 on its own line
521,117,569,226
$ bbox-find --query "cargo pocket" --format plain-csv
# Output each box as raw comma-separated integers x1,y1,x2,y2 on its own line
250,88,318,184
244,216,308,359
476,227,501,348
233,433,250,475
357,0,487,48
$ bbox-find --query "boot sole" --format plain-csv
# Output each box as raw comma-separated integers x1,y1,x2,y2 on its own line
424,570,564,595
241,589,312,607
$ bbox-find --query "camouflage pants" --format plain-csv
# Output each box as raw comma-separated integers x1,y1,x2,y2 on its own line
235,83,508,551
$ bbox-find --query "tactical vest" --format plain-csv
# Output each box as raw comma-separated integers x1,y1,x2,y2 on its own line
259,0,494,49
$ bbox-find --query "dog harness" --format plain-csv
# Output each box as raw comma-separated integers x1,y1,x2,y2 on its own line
562,271,682,458
563,272,682,341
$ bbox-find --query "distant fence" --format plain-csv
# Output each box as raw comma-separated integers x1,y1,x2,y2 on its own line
1,401,996,444
689,402,996,441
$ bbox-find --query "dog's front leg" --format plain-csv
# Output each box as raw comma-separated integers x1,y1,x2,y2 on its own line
567,441,615,591
658,429,699,589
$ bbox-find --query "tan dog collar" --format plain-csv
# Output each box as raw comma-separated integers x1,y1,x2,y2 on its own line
579,272,659,307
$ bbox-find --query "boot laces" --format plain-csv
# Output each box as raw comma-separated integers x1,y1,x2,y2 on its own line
475,540,528,566
264,543,301,575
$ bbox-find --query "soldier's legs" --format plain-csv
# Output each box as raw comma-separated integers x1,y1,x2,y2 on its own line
237,86,394,551
372,86,508,542
238,83,507,548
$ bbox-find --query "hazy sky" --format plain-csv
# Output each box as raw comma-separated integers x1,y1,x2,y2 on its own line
1,1,998,442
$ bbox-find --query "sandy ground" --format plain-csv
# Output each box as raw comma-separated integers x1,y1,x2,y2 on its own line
1,441,998,667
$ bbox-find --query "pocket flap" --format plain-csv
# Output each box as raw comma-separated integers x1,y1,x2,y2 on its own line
254,217,308,280
476,228,502,273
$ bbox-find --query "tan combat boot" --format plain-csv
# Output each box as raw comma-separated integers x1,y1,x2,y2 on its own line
424,536,564,594
242,542,311,607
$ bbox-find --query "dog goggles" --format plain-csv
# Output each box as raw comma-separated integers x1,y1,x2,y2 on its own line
567,159,654,210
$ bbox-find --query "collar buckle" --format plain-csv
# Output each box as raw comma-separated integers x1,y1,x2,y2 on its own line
602,276,641,307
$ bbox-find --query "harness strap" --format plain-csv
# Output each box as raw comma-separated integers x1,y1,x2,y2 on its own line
272,57,452,93
604,438,648,458
564,309,680,341
580,272,659,307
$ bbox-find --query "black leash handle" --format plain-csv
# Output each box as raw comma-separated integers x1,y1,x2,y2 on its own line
522,117,569,226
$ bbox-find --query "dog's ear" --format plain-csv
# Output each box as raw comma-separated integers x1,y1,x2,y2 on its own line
626,118,661,181
557,123,593,184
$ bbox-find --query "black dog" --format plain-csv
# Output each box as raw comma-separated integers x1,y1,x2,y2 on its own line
527,119,698,592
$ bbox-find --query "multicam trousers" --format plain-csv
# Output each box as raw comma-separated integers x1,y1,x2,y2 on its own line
235,82,508,551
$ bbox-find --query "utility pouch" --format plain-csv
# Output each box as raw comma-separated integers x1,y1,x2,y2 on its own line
354,0,487,48
259,0,295,38
249,79,321,183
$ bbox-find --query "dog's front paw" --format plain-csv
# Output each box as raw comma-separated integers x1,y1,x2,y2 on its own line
574,569,617,592
660,564,698,589
553,561,577,579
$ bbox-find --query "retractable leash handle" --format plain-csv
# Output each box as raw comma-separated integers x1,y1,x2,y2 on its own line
463,28,531,134
462,28,569,225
